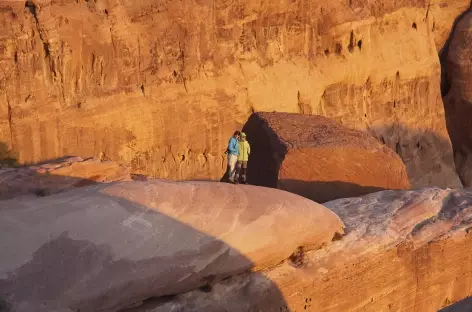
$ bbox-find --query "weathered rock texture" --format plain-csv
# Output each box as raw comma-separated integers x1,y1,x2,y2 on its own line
444,10,472,187
137,187,472,312
0,180,344,312
0,156,131,200
0,0,464,187
430,0,471,52
243,112,410,202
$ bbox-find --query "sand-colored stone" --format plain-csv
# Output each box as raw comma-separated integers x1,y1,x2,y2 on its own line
444,11,472,186
0,156,131,200
138,187,472,312
0,0,462,187
0,180,344,312
243,112,410,202
429,0,471,52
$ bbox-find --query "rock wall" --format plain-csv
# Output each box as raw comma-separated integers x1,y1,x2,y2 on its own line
0,0,466,186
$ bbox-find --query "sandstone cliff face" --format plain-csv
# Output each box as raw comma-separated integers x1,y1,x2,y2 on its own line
244,112,409,202
0,0,464,187
138,187,472,312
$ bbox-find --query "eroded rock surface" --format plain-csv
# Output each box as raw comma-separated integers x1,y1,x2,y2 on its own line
0,0,462,186
0,156,131,200
0,180,344,312
243,112,410,202
444,10,472,186
139,187,472,312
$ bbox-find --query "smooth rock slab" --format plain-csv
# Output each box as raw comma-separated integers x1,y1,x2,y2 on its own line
0,180,344,312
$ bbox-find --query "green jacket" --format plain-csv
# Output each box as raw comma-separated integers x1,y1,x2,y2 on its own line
238,140,251,162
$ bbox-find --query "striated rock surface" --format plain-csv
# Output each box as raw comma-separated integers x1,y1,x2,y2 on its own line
139,187,472,312
0,0,462,187
0,156,131,200
444,10,472,186
243,112,410,202
0,180,344,312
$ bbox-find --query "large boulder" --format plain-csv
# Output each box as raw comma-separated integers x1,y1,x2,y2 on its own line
0,0,462,186
0,180,344,312
243,112,410,202
0,156,131,200
139,187,472,312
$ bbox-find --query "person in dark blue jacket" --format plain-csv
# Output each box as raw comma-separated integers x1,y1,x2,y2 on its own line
226,131,240,183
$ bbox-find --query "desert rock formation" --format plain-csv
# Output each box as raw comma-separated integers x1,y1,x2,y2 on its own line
134,187,472,312
243,112,410,202
444,10,472,186
0,0,465,187
0,180,344,312
0,156,131,199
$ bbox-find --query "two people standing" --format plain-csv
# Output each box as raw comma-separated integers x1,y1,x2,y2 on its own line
226,131,251,184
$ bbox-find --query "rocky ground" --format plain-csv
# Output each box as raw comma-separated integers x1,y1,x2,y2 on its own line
0,159,471,311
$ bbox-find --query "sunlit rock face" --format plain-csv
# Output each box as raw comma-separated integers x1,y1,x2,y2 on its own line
0,0,464,187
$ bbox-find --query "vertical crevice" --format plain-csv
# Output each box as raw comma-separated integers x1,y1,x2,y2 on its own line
25,1,52,64
7,100,14,148
348,31,355,53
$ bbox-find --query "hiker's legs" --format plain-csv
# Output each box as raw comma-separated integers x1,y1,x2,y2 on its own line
240,161,248,183
228,154,238,182
235,161,242,183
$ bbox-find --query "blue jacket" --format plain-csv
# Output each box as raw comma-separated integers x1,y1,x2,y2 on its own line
227,137,239,155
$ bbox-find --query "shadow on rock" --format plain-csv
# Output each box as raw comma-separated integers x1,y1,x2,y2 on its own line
279,179,386,203
0,173,291,312
367,123,462,189
0,142,17,168
439,297,472,312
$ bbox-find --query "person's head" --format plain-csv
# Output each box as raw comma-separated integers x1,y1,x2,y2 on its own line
240,132,247,141
233,131,241,138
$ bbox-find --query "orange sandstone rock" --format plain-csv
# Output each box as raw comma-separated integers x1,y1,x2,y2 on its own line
0,0,462,187
141,187,472,312
243,112,410,202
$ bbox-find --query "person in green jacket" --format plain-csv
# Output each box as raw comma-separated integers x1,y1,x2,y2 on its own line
235,132,251,184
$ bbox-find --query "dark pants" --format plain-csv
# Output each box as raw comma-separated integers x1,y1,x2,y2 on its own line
235,161,248,183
